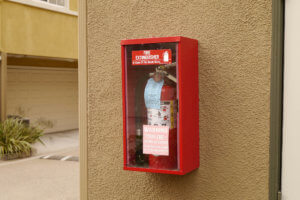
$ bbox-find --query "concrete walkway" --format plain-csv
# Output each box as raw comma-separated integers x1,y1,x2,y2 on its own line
0,130,79,200
32,129,79,156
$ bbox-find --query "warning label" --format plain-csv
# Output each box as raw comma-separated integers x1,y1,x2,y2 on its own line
143,125,169,156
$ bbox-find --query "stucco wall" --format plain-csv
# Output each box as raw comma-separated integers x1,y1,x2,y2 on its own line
87,1,272,200
2,1,78,59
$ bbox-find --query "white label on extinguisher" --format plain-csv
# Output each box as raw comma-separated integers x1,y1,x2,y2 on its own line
147,100,177,129
143,125,169,156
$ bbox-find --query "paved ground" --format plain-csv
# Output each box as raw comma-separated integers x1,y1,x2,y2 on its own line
32,129,79,156
0,130,79,200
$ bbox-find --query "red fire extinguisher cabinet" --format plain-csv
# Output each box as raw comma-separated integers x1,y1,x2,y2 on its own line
121,36,199,175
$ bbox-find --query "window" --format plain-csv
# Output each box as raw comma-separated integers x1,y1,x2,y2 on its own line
8,0,76,15
38,0,67,8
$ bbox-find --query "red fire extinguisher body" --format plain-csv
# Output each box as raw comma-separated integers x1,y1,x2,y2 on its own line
148,85,178,170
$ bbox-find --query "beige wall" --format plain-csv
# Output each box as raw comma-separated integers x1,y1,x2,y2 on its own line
87,1,272,199
1,1,78,59
7,66,78,133
0,0,3,51
0,1,2,52
69,0,77,12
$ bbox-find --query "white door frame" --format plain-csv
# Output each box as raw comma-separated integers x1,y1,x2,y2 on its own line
281,0,300,199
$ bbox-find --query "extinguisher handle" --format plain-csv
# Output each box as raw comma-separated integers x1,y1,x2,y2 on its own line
149,71,177,83
149,62,177,83
156,69,177,83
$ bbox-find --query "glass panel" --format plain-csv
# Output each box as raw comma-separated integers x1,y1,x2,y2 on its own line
49,0,56,4
125,43,179,171
57,0,65,6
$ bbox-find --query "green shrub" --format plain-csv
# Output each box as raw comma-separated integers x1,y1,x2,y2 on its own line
0,118,44,159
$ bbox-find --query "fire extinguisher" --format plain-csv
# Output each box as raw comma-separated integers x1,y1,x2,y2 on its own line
146,63,178,170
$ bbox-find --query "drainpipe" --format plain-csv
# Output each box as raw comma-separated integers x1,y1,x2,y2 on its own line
0,51,7,121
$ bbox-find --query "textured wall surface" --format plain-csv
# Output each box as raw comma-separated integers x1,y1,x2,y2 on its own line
87,1,272,199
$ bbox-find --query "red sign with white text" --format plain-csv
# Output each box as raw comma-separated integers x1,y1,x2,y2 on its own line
132,49,172,65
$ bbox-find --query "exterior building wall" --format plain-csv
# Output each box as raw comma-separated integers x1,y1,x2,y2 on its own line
0,1,2,52
87,1,272,200
7,66,78,133
69,0,77,12
1,1,78,59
